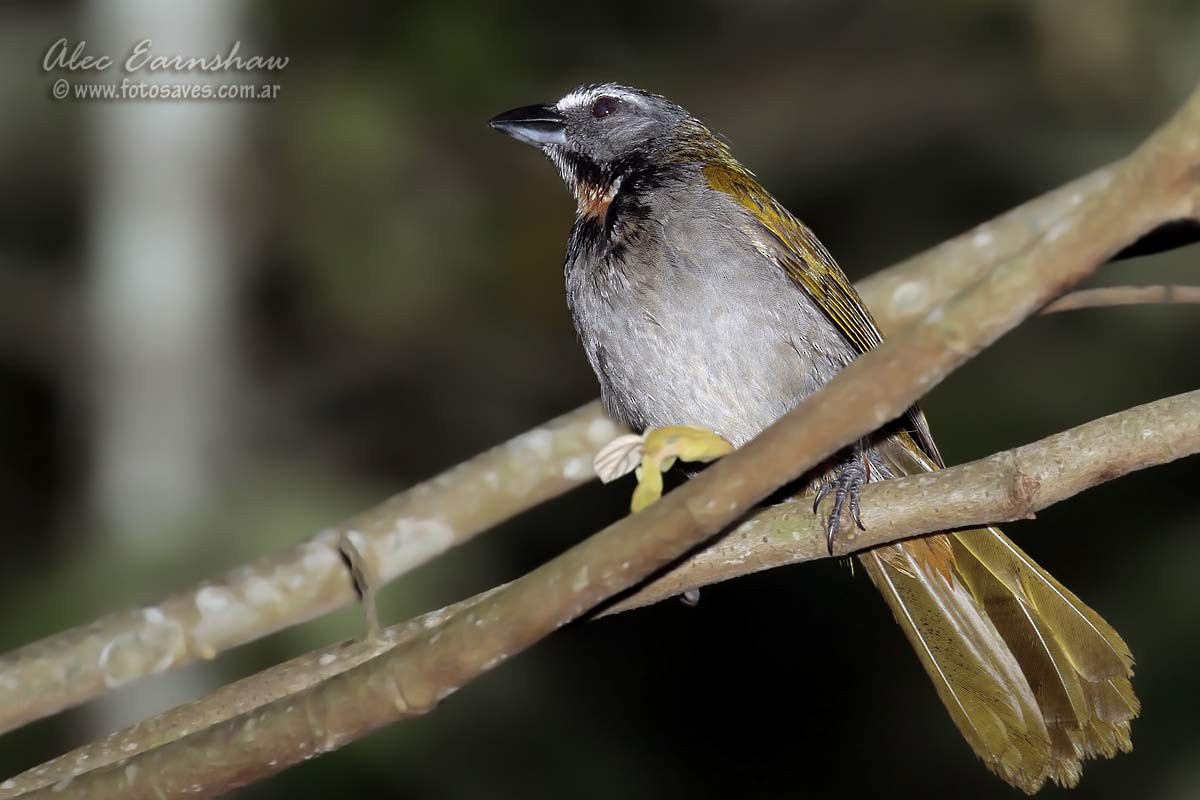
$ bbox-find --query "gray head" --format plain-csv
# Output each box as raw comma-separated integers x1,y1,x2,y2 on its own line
489,83,700,206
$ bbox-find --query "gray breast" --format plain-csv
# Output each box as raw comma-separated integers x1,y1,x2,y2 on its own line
565,181,856,447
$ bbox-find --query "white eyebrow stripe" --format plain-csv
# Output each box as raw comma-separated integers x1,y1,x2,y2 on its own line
556,87,597,110
556,86,643,111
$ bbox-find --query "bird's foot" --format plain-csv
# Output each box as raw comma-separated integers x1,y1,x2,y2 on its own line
812,450,869,554
593,424,735,512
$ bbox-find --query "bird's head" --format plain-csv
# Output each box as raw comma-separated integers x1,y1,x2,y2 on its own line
489,83,725,215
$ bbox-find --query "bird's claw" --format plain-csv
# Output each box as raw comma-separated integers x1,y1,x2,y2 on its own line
813,454,868,555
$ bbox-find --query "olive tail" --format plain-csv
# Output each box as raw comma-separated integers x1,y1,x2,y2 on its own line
860,527,1137,793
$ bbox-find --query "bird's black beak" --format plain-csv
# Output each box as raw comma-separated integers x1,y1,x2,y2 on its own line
488,103,566,147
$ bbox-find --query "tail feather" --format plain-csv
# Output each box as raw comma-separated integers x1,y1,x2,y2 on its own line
953,530,1133,682
861,527,1137,793
858,432,1138,792
860,541,1052,791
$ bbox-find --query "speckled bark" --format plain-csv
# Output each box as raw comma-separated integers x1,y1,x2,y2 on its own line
4,79,1200,800
0,403,620,736
605,390,1200,613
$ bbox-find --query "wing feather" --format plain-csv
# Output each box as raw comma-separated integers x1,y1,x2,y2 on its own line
698,152,1136,792
703,161,943,464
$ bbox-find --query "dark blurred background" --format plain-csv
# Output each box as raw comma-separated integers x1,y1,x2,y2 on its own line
2,1,1199,798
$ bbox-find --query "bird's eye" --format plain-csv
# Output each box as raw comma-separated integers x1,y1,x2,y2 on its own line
591,96,620,118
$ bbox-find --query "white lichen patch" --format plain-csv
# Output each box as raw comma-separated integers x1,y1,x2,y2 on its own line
890,280,930,316
97,607,186,688
422,607,454,629
571,564,590,592
513,428,554,459
301,542,339,575
310,527,342,548
318,652,338,667
195,586,232,613
372,516,456,580
586,416,618,444
243,575,285,608
562,456,590,480
192,585,257,657
1045,219,1073,243
971,229,994,248
482,469,500,489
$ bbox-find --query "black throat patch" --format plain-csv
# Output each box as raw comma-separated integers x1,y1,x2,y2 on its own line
554,148,665,259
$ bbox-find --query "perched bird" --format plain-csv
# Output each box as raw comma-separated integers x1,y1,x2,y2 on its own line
490,83,1138,793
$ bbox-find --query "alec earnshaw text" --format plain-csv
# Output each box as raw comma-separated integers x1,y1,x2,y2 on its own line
43,38,289,74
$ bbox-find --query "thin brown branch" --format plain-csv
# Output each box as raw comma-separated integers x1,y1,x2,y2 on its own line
0,591,495,798
1041,284,1200,313
0,402,619,736
6,98,1195,739
606,389,1200,613
11,80,1200,800
9,388,1197,798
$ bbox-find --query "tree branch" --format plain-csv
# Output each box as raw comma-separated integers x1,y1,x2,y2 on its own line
0,402,619,736
605,389,1200,613
4,80,1199,796
8,389,1197,798
856,166,1125,334
1041,283,1200,313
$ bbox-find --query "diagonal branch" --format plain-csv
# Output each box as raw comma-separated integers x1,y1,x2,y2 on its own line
2,80,1198,767
8,389,1198,798
8,79,1200,800
605,389,1200,613
4,81,1200,749
855,167,1122,333
0,402,619,736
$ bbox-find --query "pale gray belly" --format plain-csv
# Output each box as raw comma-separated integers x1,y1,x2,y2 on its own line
569,253,855,447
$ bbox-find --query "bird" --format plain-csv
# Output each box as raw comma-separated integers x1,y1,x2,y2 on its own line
489,82,1138,793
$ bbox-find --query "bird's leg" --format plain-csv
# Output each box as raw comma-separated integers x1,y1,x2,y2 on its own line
593,424,735,512
812,441,870,554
